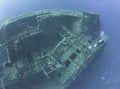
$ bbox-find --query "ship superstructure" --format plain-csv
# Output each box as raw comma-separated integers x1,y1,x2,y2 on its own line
0,10,108,89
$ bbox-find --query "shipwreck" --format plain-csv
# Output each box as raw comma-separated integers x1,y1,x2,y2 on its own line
0,10,108,89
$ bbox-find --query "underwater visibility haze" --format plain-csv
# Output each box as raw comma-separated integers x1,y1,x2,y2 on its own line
0,0,120,89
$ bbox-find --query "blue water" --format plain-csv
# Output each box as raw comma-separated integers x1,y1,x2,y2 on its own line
0,0,120,89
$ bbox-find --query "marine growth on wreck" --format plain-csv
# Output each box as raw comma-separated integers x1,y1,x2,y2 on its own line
0,10,108,89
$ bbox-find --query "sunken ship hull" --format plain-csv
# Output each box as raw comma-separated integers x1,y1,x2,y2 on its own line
0,10,108,89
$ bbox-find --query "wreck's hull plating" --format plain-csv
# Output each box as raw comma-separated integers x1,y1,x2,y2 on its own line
0,10,108,89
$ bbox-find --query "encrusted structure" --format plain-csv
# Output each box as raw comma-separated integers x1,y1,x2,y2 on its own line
0,10,108,89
